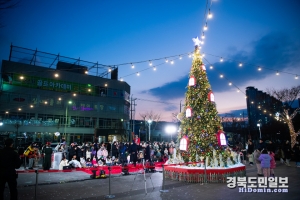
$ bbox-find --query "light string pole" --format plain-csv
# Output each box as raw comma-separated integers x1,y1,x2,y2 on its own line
34,169,39,200
105,140,115,199
159,164,169,193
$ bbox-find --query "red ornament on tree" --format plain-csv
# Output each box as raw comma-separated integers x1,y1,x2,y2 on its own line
216,130,227,146
208,91,215,102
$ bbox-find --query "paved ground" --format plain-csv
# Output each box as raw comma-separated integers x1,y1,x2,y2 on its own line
3,161,300,200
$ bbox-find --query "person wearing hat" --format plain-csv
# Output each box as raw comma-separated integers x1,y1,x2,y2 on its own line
0,138,21,200
42,142,53,170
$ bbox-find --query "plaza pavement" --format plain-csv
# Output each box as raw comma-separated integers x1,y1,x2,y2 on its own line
3,161,300,200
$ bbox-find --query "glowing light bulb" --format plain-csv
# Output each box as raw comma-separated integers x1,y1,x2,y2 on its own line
276,71,279,75
208,9,213,19
137,72,140,76
237,90,240,93
108,68,112,72
229,82,232,86
258,67,262,71
20,76,24,80
220,57,223,62
203,23,208,31
295,75,299,79
201,32,205,39
30,105,33,108
170,60,174,64
239,63,243,67
210,65,213,69
220,74,223,78
188,54,192,58
153,67,156,71
202,54,205,57
179,55,182,59
149,61,152,66
85,70,88,74
131,64,134,69
58,98,62,101
120,78,123,81
73,93,77,96
165,58,168,63
18,108,21,111
54,73,59,77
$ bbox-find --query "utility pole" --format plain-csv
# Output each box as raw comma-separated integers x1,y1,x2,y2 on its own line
180,100,182,113
130,95,137,142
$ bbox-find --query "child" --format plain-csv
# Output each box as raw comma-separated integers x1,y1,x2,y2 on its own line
106,156,112,166
259,149,271,177
80,157,86,168
86,149,91,160
98,159,104,166
269,151,276,177
92,157,98,167
59,157,69,170
86,158,92,168
69,156,82,168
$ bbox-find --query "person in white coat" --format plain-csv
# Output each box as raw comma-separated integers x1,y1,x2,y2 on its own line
59,157,69,170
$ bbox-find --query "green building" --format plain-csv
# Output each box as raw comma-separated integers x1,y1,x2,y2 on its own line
0,45,130,147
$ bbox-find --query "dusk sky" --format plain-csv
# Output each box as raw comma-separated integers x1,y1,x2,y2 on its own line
1,0,300,121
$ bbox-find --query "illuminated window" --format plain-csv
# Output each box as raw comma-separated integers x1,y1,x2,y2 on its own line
220,133,226,145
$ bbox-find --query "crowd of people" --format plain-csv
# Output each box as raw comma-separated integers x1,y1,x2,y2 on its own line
235,138,300,177
56,137,176,170
18,135,177,170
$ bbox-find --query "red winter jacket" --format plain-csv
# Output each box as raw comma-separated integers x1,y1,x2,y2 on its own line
269,152,276,169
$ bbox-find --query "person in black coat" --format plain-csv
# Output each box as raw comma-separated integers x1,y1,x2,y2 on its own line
0,138,21,200
112,141,118,158
129,141,138,167
76,146,83,161
257,139,266,151
68,143,76,161
247,139,254,165
144,142,151,162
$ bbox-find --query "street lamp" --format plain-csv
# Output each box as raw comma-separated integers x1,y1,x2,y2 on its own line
147,119,152,141
257,123,261,138
64,100,72,138
165,125,177,141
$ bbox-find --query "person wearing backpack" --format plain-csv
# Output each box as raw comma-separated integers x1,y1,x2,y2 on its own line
23,143,35,169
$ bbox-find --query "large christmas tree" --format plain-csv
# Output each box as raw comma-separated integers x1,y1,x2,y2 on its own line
177,37,229,164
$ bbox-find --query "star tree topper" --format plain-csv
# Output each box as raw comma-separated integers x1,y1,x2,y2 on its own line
192,37,201,46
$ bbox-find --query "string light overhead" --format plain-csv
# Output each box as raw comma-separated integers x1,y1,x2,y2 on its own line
208,9,213,19
203,22,208,31
131,63,134,69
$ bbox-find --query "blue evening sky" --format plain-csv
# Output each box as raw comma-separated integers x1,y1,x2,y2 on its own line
1,0,300,121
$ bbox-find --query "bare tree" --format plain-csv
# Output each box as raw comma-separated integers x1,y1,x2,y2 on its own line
139,111,161,140
266,85,300,148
